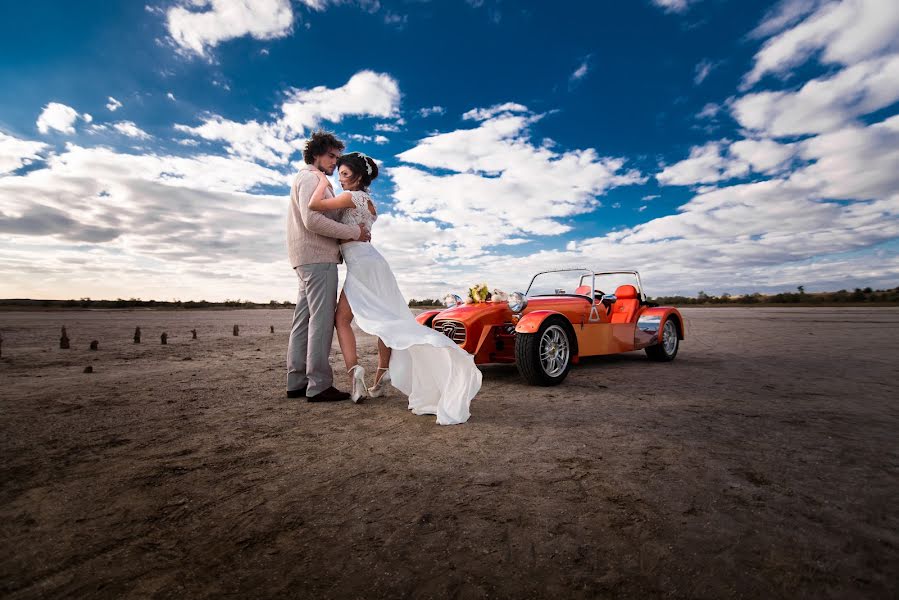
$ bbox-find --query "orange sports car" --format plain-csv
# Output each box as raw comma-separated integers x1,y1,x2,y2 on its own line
415,269,684,386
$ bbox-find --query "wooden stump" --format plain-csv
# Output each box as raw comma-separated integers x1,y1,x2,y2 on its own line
89,340,99,351
161,332,168,345
60,326,70,350
134,327,141,344
233,325,239,336
191,329,197,340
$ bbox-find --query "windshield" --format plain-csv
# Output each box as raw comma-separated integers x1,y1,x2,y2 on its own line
581,272,642,297
525,270,643,298
526,269,593,297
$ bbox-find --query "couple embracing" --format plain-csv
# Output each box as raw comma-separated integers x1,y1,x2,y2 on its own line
285,131,481,425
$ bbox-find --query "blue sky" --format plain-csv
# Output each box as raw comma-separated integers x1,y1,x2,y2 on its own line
1,0,897,301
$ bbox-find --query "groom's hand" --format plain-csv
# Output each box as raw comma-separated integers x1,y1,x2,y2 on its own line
356,225,371,242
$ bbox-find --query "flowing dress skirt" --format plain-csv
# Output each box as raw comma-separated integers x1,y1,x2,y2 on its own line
341,241,481,425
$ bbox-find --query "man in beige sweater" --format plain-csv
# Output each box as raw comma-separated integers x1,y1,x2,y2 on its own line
287,131,370,401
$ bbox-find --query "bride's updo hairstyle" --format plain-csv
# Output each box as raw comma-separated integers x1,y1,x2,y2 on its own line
337,152,379,190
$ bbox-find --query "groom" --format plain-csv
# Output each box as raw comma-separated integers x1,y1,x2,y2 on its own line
287,130,370,401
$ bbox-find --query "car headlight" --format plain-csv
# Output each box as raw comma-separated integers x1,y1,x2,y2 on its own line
444,293,462,308
508,291,528,313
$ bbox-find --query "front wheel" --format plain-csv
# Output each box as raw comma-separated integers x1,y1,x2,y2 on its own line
515,318,573,386
645,319,679,362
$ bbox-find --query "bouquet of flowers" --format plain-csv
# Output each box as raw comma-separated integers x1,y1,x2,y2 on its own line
466,283,490,304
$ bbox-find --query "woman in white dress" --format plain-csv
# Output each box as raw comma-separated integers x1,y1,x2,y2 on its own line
308,151,481,425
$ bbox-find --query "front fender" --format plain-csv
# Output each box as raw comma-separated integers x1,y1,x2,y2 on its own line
514,310,563,334
636,307,685,348
415,309,443,327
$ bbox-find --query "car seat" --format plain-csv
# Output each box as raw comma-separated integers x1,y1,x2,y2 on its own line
611,284,640,323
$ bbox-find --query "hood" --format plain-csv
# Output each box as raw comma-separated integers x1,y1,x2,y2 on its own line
437,301,512,321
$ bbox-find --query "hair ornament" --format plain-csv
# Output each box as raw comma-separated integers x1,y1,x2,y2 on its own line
350,151,374,176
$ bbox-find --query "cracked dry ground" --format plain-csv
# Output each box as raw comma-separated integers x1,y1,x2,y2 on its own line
1,307,897,598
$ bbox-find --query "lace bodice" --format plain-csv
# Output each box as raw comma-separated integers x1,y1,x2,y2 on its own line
339,190,377,231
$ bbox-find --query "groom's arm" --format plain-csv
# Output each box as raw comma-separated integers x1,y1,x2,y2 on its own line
295,172,362,240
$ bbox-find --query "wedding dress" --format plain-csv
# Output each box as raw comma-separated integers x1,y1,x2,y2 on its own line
338,190,481,425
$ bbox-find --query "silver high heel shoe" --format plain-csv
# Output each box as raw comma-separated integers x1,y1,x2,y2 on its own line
368,367,391,398
348,365,366,403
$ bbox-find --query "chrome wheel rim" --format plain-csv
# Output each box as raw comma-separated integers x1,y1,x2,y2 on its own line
662,320,677,355
540,325,569,377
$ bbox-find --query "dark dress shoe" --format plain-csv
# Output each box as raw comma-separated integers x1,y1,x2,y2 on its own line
286,387,307,398
307,386,351,402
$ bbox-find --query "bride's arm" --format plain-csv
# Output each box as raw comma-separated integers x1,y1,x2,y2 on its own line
309,173,355,211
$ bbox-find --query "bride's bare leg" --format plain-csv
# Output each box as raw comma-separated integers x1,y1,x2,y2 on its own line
334,292,358,371
376,338,391,384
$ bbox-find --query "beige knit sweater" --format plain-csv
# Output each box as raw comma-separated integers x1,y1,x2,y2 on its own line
287,165,360,267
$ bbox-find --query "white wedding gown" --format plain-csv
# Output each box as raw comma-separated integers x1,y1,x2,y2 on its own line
339,190,481,425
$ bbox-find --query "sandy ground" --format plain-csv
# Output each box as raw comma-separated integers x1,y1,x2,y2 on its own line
1,307,897,599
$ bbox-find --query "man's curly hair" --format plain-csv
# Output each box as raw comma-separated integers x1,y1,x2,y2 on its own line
303,130,345,164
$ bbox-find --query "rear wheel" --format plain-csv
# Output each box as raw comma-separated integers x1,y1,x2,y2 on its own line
646,319,679,362
515,318,573,386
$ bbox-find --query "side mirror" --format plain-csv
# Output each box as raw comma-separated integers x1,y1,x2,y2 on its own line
601,294,617,304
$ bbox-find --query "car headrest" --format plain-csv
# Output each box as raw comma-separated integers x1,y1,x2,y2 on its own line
574,285,592,296
615,284,638,299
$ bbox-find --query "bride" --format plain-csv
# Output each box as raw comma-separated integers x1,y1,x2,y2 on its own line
308,151,481,425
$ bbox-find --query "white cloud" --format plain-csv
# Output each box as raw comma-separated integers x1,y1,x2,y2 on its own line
0,140,292,300
167,92,176,101
569,55,593,87
418,106,445,117
384,12,408,28
650,0,696,14
36,102,91,135
748,0,826,39
462,102,528,121
374,122,401,132
657,142,741,185
658,138,798,186
743,0,899,89
0,132,48,175
388,105,644,257
166,0,294,57
112,121,153,140
693,59,717,85
176,70,401,165
731,53,899,137
176,116,296,165
696,102,720,119
106,97,123,112
280,70,400,132
347,133,389,145
792,114,899,201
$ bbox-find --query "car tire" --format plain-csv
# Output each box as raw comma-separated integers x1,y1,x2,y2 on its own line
515,317,573,386
645,318,679,362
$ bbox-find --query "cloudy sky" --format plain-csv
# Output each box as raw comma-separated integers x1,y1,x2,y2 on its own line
1,0,897,302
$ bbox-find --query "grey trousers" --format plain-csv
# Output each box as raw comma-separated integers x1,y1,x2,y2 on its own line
287,263,338,396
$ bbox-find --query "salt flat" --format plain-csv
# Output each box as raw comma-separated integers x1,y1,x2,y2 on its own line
1,307,897,598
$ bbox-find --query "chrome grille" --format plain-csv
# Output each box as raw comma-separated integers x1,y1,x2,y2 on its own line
433,319,466,345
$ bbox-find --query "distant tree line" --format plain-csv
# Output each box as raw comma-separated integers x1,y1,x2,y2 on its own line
408,298,443,308
3,286,896,310
0,298,296,310
648,286,899,305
